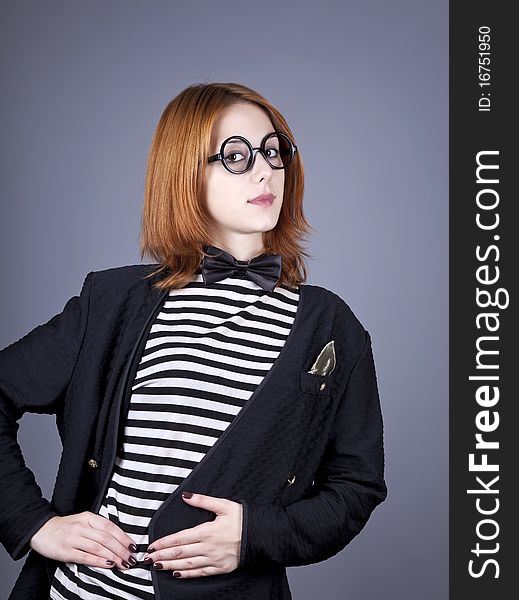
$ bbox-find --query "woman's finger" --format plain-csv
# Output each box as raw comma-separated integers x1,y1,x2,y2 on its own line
67,548,119,569
75,527,136,569
169,566,221,579
85,512,138,555
147,522,207,553
150,551,215,575
146,540,204,566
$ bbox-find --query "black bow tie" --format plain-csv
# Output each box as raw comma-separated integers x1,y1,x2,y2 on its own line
200,245,282,292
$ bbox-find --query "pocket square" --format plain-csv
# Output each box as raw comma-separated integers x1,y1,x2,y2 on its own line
307,340,336,376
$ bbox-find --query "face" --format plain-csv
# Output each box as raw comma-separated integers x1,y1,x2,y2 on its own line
202,102,285,251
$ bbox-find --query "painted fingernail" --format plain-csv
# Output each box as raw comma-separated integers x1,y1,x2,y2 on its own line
147,546,156,553
154,562,163,570
122,560,130,569
106,560,115,566
128,556,137,566
173,571,181,578
143,557,153,564
129,543,138,553
182,491,193,499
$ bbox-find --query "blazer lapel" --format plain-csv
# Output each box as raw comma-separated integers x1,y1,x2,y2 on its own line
91,271,170,513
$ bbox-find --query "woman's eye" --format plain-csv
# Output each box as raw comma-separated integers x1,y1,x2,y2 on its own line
266,148,280,158
225,152,246,163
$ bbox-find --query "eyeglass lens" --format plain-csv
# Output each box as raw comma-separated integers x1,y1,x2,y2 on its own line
222,133,293,173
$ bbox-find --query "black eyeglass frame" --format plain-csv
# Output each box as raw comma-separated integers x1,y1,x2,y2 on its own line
207,131,298,174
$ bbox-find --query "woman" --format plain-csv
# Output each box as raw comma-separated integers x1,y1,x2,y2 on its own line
0,82,387,599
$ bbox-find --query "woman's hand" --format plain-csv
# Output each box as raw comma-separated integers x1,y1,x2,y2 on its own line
29,512,139,570
144,492,243,578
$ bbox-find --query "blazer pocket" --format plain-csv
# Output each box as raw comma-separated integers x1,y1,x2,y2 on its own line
300,340,336,396
300,370,332,396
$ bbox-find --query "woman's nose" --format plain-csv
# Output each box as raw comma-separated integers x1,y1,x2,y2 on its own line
250,153,273,181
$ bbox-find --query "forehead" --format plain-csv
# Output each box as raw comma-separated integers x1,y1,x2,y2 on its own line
212,102,275,148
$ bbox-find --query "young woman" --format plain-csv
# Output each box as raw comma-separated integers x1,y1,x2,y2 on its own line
0,82,387,600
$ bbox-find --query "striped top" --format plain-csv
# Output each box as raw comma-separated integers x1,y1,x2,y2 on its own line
50,272,300,600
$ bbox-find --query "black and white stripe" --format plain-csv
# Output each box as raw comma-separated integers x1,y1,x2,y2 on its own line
50,273,300,599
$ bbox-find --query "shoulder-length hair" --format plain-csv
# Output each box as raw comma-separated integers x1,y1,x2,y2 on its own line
139,82,314,290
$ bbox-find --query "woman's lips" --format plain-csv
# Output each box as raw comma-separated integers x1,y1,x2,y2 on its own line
248,194,274,207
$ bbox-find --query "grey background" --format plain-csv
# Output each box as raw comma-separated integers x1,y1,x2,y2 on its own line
0,1,448,598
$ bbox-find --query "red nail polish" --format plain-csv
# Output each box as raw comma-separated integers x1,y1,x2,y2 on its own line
147,546,156,553
173,571,181,577
154,562,163,570
182,491,193,499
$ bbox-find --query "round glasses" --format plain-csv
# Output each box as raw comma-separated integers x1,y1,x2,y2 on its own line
207,131,298,174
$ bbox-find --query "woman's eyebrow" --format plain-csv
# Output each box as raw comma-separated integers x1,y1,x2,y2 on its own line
215,131,276,147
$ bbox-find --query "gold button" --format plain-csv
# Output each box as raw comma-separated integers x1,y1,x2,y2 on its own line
87,458,99,469
287,474,296,485
320,382,326,390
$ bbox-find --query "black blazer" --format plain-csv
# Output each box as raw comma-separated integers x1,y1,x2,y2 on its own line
0,264,387,600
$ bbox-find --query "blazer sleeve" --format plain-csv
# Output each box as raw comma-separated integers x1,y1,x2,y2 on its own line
0,271,94,561
237,327,387,569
